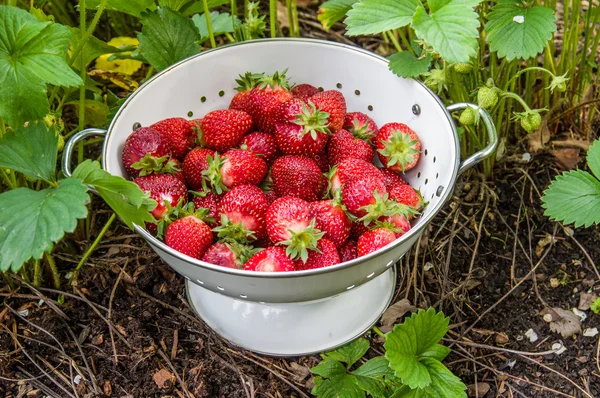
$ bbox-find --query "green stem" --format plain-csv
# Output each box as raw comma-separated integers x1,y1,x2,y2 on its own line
0,169,16,189
507,66,557,87
2,272,16,291
20,265,31,284
45,252,61,289
203,0,216,48
286,0,295,37
69,0,109,67
396,29,413,54
70,213,116,284
143,66,155,83
0,116,5,138
372,326,385,338
231,0,238,36
33,259,43,287
77,0,86,133
501,92,532,112
269,0,277,38
386,31,402,53
291,0,298,37
244,0,249,19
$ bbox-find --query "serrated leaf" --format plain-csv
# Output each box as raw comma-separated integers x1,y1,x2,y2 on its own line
318,0,357,30
421,358,467,397
322,338,370,368
541,170,600,228
485,4,556,61
0,123,57,182
85,0,156,17
72,160,156,229
192,11,241,41
412,3,480,64
352,357,395,379
69,27,120,70
390,386,428,398
385,308,450,389
345,0,420,36
312,374,366,398
586,139,600,180
180,0,230,16
429,0,482,13
158,0,191,11
0,6,82,127
137,7,201,71
312,359,347,378
0,179,89,272
354,375,388,398
419,344,451,362
388,51,432,78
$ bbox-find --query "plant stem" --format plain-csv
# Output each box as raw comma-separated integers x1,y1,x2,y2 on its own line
45,252,61,289
507,66,556,87
372,326,385,338
286,0,295,37
244,0,249,19
33,260,43,286
70,213,116,285
0,169,16,189
501,92,532,113
77,0,87,135
269,0,277,38
231,0,238,36
0,117,5,138
69,0,109,67
290,0,298,37
202,0,216,48
396,29,413,54
386,31,402,52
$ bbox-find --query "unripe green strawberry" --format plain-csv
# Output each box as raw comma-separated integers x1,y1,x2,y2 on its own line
423,69,446,94
521,112,542,133
454,63,473,74
477,87,498,109
459,107,477,125
57,134,65,152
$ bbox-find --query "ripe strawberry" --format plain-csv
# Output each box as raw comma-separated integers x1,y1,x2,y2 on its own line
150,117,196,160
277,98,305,124
122,127,170,177
243,247,295,272
216,184,269,241
312,152,330,173
271,155,325,202
379,169,406,189
343,112,378,143
327,129,374,166
165,216,213,259
266,196,324,262
162,157,186,184
240,132,280,164
248,70,293,133
388,183,424,213
192,190,221,228
182,147,215,190
203,150,267,193
274,101,330,156
338,239,358,262
377,214,411,238
357,228,396,257
265,188,279,204
295,238,340,270
350,220,371,240
328,158,382,194
134,174,188,220
311,196,351,247
201,241,258,269
376,122,421,172
310,90,346,132
229,72,263,114
290,83,319,101
341,175,387,218
198,110,252,152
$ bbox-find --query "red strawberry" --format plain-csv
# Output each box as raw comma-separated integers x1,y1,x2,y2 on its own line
240,132,280,164
376,122,421,172
350,220,371,240
274,101,330,156
134,174,188,220
338,239,358,262
248,70,293,133
343,112,379,143
243,247,295,272
204,150,267,193
265,189,279,205
150,118,196,160
327,129,374,166
277,98,306,124
357,228,396,257
202,241,258,269
341,175,387,218
163,158,186,184
380,169,406,189
271,155,325,202
312,152,330,173
311,197,351,247
310,90,346,132
122,127,170,177
266,197,324,262
291,83,319,101
388,183,424,212
295,239,340,270
182,147,215,191
199,110,253,152
229,72,263,114
193,190,221,228
378,214,411,238
216,184,269,241
328,158,382,194
165,216,213,259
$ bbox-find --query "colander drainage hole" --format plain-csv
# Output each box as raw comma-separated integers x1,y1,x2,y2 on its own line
424,149,428,156
366,272,375,279
436,185,444,197
217,285,225,291
425,178,428,185
433,156,437,163
132,122,141,130
200,96,206,103
218,90,225,97
196,279,204,285
336,83,342,89
240,294,248,299
187,111,193,117
368,105,374,111
354,89,360,96
346,285,355,290
436,172,439,179
318,86,324,91
417,172,421,179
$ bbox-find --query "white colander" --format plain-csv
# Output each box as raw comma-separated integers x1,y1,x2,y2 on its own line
64,39,496,356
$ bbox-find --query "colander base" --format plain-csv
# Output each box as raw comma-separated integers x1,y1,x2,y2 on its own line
185,267,396,356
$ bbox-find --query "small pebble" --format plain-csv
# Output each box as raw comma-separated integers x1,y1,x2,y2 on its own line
583,328,598,337
552,342,567,355
74,375,82,385
572,308,587,322
543,313,553,322
525,328,538,342
17,309,28,317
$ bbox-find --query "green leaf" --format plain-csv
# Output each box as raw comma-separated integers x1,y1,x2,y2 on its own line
180,0,230,16
0,6,82,127
388,51,432,78
421,358,467,397
72,160,157,229
586,139,600,180
66,100,110,127
345,0,420,36
541,170,600,228
485,4,556,61
0,179,89,272
385,308,450,389
0,123,57,182
322,338,370,368
354,375,388,398
69,27,120,70
429,0,482,13
312,374,366,398
192,11,241,41
158,0,191,11
85,0,156,17
312,359,347,378
390,386,428,398
318,0,357,30
419,344,451,362
352,357,395,379
411,3,480,64
137,7,201,71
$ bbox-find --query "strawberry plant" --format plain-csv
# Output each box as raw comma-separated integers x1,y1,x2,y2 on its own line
311,308,466,397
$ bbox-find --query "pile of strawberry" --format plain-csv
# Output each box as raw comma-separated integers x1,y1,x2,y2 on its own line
121,70,424,272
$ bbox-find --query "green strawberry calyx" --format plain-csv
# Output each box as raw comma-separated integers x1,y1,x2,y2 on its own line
213,214,257,244
226,241,262,267
350,118,376,142
132,153,180,177
235,72,264,92
293,100,331,139
358,191,419,225
202,154,229,195
279,218,325,263
257,69,291,91
377,129,420,172
156,201,213,239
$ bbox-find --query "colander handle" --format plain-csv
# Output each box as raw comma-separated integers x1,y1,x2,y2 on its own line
446,103,498,175
62,128,107,178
